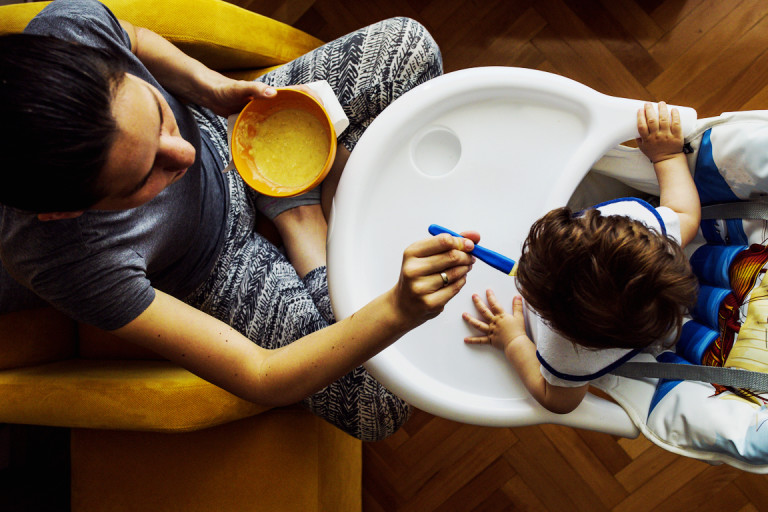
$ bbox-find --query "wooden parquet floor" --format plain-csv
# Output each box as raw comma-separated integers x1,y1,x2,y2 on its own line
232,0,768,510
235,0,768,510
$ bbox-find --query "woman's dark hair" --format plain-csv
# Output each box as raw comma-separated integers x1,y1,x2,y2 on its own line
0,33,129,212
515,207,699,350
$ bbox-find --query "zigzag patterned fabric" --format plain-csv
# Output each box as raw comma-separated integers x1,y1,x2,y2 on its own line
184,18,443,441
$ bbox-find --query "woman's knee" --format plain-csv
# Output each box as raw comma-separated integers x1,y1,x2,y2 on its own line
377,17,443,79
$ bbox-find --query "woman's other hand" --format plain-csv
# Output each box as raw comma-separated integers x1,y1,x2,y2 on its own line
201,77,277,117
204,81,324,118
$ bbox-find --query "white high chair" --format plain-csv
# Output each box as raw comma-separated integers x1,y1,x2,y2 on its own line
327,67,697,437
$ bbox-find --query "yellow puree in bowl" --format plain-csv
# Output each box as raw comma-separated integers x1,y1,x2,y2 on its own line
245,109,330,188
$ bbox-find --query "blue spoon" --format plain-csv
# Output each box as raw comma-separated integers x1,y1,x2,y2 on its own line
428,224,518,276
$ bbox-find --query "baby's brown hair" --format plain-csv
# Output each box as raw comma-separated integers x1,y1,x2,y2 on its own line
515,207,698,350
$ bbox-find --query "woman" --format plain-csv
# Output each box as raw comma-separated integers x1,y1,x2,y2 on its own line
0,0,477,441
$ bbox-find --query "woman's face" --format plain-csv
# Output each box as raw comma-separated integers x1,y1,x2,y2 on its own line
89,73,196,210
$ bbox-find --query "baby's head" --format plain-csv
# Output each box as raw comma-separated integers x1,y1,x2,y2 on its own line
515,207,698,350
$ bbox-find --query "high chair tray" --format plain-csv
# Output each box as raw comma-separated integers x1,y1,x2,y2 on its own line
327,67,695,436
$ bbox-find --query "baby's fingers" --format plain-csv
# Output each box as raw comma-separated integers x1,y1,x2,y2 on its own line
464,335,492,345
637,105,650,138
643,102,659,133
471,293,494,320
511,295,524,315
670,107,682,137
462,312,489,333
484,288,506,315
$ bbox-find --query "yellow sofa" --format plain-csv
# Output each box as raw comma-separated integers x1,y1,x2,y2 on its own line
0,1,362,511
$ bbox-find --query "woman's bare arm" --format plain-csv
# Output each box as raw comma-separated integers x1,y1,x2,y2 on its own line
114,234,476,406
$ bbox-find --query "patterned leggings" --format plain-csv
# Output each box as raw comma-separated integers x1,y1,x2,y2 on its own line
185,18,443,441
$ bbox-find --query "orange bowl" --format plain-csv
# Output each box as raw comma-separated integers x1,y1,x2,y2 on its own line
231,88,337,197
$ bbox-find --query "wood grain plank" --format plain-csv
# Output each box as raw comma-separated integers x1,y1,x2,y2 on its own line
615,445,680,492
695,43,768,116
649,0,742,68
655,5,768,114
647,0,768,101
400,429,517,512
395,422,507,500
733,472,768,511
531,26,613,94
564,0,663,86
613,457,709,512
575,429,633,474
440,0,530,72
533,0,649,98
650,0,708,33
505,426,610,512
414,0,466,30
696,47,768,117
739,82,768,111
469,488,516,512
473,6,548,55
617,434,654,459
657,475,749,512
598,0,664,50
433,456,517,512
540,424,628,509
500,474,549,511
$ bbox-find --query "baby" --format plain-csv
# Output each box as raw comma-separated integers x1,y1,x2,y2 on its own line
463,102,701,413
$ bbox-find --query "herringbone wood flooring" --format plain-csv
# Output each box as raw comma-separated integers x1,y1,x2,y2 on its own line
2,0,767,510
236,0,768,510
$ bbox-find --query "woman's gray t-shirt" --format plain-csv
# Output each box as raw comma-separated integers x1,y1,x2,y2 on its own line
0,0,229,330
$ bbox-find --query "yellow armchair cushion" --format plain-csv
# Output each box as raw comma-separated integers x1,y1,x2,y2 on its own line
0,359,267,432
0,0,323,73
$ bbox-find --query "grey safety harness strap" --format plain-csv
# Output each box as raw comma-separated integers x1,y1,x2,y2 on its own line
611,362,768,391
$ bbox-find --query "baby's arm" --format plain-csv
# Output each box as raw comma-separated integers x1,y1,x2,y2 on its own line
463,290,588,414
636,102,701,247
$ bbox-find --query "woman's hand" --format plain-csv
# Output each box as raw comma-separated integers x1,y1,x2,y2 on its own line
390,232,478,330
201,80,326,118
198,77,278,117
463,291,527,352
636,101,683,164
202,81,325,118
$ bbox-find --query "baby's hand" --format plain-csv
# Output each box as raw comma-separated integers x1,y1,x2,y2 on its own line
463,290,527,351
636,101,683,164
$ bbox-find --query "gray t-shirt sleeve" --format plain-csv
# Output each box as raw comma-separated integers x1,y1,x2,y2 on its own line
24,0,132,50
0,209,156,331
